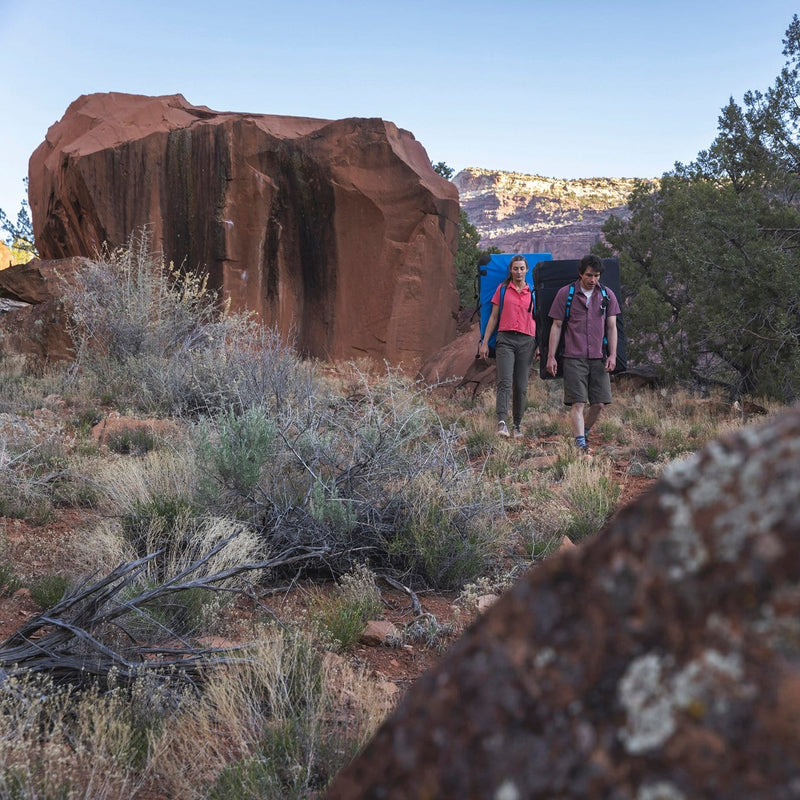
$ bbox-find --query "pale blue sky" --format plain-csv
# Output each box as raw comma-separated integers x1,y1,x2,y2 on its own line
1,0,797,220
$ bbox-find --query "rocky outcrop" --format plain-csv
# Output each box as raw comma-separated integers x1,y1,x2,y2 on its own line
328,407,800,799
418,322,500,397
27,92,460,366
0,257,86,360
454,167,655,258
0,257,85,305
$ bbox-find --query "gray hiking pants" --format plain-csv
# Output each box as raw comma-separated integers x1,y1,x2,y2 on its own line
495,331,536,427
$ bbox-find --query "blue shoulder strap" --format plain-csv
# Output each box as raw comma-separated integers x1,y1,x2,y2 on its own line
565,283,575,320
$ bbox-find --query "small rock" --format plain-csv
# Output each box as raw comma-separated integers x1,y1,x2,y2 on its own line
360,619,401,646
476,594,499,613
557,536,577,554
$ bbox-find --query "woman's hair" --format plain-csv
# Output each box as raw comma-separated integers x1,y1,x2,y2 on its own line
504,255,528,285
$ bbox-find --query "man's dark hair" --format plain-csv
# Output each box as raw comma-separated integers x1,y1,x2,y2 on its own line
578,254,604,275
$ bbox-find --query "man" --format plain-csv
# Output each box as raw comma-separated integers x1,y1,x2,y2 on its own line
546,254,620,456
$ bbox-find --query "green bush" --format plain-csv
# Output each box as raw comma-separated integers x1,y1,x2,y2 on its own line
383,474,505,591
195,407,277,501
312,564,384,651
29,575,71,609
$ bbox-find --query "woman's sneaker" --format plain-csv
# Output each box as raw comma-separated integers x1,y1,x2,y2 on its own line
497,420,510,438
512,425,523,439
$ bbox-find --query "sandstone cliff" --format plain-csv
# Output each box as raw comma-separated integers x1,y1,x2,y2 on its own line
454,167,656,258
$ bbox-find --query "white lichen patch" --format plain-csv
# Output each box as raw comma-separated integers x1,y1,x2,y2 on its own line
618,654,676,754
657,493,709,580
637,781,686,800
494,780,521,800
659,427,800,570
534,647,556,669
660,452,702,490
618,649,745,755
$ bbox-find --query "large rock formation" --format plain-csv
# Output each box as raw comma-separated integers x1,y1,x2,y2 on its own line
27,93,460,365
455,167,654,258
328,408,800,799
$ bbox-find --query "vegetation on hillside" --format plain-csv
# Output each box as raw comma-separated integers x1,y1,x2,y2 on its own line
601,15,800,404
455,166,649,209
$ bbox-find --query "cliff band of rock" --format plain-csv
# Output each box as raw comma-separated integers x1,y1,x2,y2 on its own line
328,407,800,799
26,92,460,365
454,167,655,258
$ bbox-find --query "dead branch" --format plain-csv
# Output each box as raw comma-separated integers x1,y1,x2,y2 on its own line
0,538,331,696
375,573,423,616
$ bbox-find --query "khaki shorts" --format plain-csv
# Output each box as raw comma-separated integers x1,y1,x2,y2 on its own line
563,357,612,405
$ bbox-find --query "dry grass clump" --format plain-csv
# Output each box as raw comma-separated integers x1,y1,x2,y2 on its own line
0,671,180,799
151,630,389,799
0,630,388,800
309,563,385,651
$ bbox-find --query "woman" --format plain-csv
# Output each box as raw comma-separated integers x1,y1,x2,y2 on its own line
478,255,537,438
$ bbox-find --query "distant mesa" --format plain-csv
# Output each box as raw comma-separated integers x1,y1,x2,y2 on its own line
454,167,656,259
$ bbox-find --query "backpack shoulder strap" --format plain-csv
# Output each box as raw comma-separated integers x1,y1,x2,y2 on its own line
599,284,610,356
564,283,576,322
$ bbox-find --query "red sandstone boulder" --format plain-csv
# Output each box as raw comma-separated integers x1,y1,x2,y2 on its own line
328,408,800,799
28,92,460,366
418,322,500,397
0,257,87,361
0,257,85,305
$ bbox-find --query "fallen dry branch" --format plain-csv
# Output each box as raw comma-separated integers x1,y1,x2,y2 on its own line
0,536,331,695
376,572,423,616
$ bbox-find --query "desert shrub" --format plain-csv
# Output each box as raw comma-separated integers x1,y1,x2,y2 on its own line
0,355,69,415
151,629,387,799
382,472,506,591
93,448,264,635
0,449,54,525
29,575,72,609
0,671,182,799
63,229,320,418
194,406,278,503
189,366,504,590
118,509,263,598
400,613,456,651
311,564,384,651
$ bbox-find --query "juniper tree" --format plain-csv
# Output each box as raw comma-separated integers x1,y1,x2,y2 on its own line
602,15,800,402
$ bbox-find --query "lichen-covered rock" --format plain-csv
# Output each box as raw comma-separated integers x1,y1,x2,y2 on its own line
28,92,459,365
327,408,800,799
